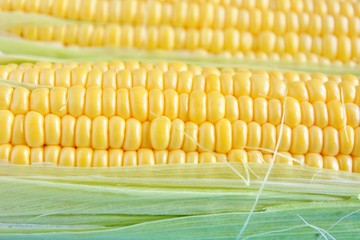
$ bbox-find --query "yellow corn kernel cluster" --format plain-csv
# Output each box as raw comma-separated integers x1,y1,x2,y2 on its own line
7,23,360,63
0,84,359,127
2,0,359,27
0,61,359,172
2,0,359,64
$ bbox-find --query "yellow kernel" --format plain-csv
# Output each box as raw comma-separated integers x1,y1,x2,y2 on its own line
260,123,276,153
179,93,189,122
268,99,282,125
123,118,142,151
10,87,30,115
308,126,323,153
274,152,293,165
339,126,355,155
154,150,168,165
129,86,148,122
11,115,25,145
137,148,155,166
325,81,340,102
215,119,232,154
122,151,137,166
0,110,14,144
277,124,292,152
44,114,60,146
60,115,75,147
345,103,359,128
189,90,206,124
85,87,102,119
253,98,267,125
247,122,261,149
354,157,360,173
283,97,301,128
169,150,186,164
50,87,67,117
10,145,30,165
258,31,276,53
305,153,323,168
199,152,216,164
186,151,199,164
247,151,263,163
207,91,225,123
290,125,309,154
90,116,108,150
24,111,44,147
323,156,339,171
335,15,348,36
169,119,185,150
352,127,360,157
314,101,329,129
251,73,270,98
198,122,215,152
75,148,93,167
104,24,120,47
39,69,55,86
228,149,248,163
238,96,253,123
150,116,171,150
109,149,123,167
224,95,239,122
116,89,130,119
92,150,108,167
0,144,12,163
322,127,339,156
30,88,49,115
182,122,198,152
224,28,240,52
327,100,345,129
30,147,42,164
337,155,352,172
300,102,315,127
74,115,91,148
284,32,299,54
339,81,356,104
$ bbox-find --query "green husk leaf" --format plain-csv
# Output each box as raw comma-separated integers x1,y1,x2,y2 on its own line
0,163,359,239
0,12,75,29
0,31,359,75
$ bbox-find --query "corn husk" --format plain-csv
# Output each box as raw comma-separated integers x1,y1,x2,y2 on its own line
0,163,359,239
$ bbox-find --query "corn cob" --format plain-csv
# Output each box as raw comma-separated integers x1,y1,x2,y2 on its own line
1,0,359,30
6,23,360,64
0,2,360,240
0,62,359,172
2,0,359,65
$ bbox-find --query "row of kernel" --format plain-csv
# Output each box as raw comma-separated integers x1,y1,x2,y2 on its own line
2,61,359,86
1,144,359,172
1,110,359,156
2,68,359,105
0,64,203,86
0,61,206,74
0,145,231,166
237,97,360,129
164,0,360,18
0,85,358,128
0,61,164,72
8,11,360,37
2,0,359,32
261,151,360,173
11,24,360,62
